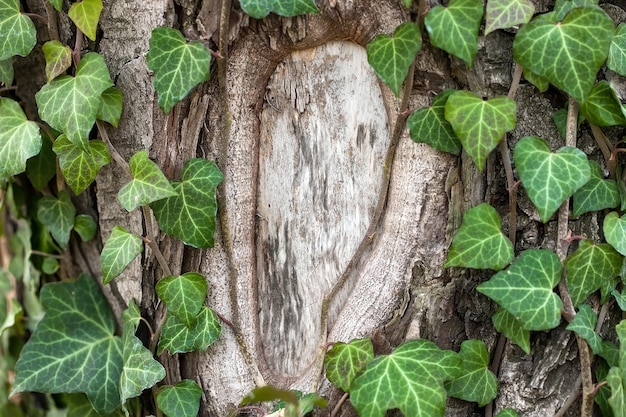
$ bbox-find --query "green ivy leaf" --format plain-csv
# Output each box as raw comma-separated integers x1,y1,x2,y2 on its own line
609,23,626,77
492,307,530,354
120,300,165,408
444,91,516,171
445,340,497,406
523,68,549,93
425,0,484,67
74,214,97,241
573,161,619,217
240,386,299,406
100,226,143,284
26,131,56,191
613,289,626,311
65,393,125,417
580,81,626,127
485,0,534,35
239,0,319,19
407,89,461,155
604,212,626,256
36,52,114,149
97,87,123,127
68,0,103,41
565,239,622,306
494,409,520,417
10,275,123,414
158,307,221,355
37,191,76,249
513,7,614,102
554,0,599,21
0,0,36,60
118,150,177,212
42,40,72,82
609,366,626,417
53,135,111,195
477,249,563,331
146,27,211,114
566,304,602,354
0,97,42,183
41,257,59,274
48,0,62,12
324,338,374,392
444,203,514,270
156,272,208,328
366,22,422,97
0,57,13,85
350,339,461,417
156,380,202,417
151,158,223,248
514,136,590,222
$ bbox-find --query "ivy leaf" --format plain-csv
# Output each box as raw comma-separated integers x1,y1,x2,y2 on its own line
477,249,563,331
0,97,42,183
614,289,626,311
118,150,177,212
10,275,124,414
157,307,221,355
444,91,516,171
48,0,62,12
485,0,535,35
53,135,111,195
609,23,626,77
120,300,165,408
37,191,76,249
0,57,13,85
492,307,530,354
350,339,461,417
366,22,422,97
97,87,123,127
26,131,56,191
36,52,114,149
151,158,223,248
240,386,299,406
573,161,620,217
523,67,549,93
146,27,211,114
239,0,319,19
42,40,71,82
444,203,514,270
324,338,374,392
495,409,520,417
65,394,125,417
580,81,626,127
156,380,202,417
445,340,498,406
156,272,208,328
513,7,614,102
74,214,97,241
566,304,603,354
100,226,143,284
41,257,59,274
425,0,484,67
608,366,626,417
514,136,590,223
554,0,599,21
68,0,103,41
604,212,626,256
407,89,461,155
565,239,622,306
0,0,36,60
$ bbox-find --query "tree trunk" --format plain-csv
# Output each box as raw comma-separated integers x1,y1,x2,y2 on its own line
25,0,614,415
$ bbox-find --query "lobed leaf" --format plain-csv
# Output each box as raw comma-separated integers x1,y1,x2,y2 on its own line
573,160,619,218
53,135,110,195
74,214,97,241
609,23,626,77
407,89,461,155
444,91,516,171
324,338,374,392
240,0,319,19
554,0,599,21
26,132,56,191
158,307,221,355
0,57,13,85
604,212,626,256
0,0,36,60
37,191,76,249
156,272,208,328
147,27,211,114
477,249,563,331
492,307,530,354
485,0,534,35
68,0,103,41
100,226,143,284
156,380,202,417
580,81,626,127
566,304,602,354
523,67,549,93
42,40,72,82
445,340,497,406
514,136,590,223
444,203,514,271
97,87,123,127
513,7,614,102
425,0,483,67
151,158,223,248
366,22,422,97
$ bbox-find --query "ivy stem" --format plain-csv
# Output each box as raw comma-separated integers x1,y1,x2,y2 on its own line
73,28,84,68
42,0,59,41
96,120,132,178
330,392,349,417
24,12,48,25
30,250,63,259
141,206,172,278
589,124,616,179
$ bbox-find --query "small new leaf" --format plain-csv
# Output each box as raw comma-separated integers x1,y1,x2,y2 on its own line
53,135,110,195
97,87,123,127
37,191,76,249
158,307,221,355
444,91,516,171
68,0,103,41
566,304,602,354
0,97,41,183
604,212,626,256
147,27,211,114
324,338,374,392
42,40,72,82
366,22,422,97
240,0,319,19
573,160,619,217
444,203,514,271
477,249,563,331
485,0,534,35
118,150,177,212
407,89,461,155
100,226,143,284
156,272,208,328
445,340,497,407
0,0,36,60
492,307,530,354
425,0,484,67
74,214,97,241
514,136,590,223
156,380,202,417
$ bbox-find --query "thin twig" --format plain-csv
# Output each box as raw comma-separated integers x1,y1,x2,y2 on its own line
589,124,615,179
141,208,172,278
330,392,349,417
97,120,132,178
